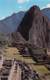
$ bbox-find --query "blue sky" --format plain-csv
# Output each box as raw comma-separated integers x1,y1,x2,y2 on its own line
0,0,50,19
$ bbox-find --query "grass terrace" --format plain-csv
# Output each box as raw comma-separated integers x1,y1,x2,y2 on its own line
2,47,50,76
3,47,36,64
30,64,49,74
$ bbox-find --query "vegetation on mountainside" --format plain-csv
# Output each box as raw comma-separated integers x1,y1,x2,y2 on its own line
0,33,12,47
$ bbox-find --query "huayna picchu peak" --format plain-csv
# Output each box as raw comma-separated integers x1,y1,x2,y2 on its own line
12,5,50,49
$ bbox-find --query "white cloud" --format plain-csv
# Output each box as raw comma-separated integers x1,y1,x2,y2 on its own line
41,6,45,9
41,4,50,9
17,0,30,4
46,4,50,8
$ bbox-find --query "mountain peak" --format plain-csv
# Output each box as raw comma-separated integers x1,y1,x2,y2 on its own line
17,5,41,41
29,5,40,15
17,5,50,48
30,5,40,11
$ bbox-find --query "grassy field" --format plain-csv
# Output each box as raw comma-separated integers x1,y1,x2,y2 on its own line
29,64,49,74
3,47,36,64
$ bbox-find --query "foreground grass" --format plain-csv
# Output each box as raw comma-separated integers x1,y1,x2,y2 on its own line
30,64,49,74
3,47,36,64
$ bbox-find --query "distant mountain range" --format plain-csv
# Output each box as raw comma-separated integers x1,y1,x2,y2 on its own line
0,11,25,34
0,7,50,34
42,8,50,20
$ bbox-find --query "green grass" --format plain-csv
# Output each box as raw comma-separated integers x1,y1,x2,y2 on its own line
31,64,49,74
3,47,36,64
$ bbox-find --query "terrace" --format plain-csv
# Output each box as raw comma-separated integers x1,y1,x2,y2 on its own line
0,47,50,80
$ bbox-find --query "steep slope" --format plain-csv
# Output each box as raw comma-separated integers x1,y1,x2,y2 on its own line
12,31,25,44
0,11,25,33
11,5,50,62
17,6,50,48
17,6,39,41
42,8,50,20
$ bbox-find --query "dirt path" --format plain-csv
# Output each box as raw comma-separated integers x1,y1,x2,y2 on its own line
8,62,16,80
16,65,21,80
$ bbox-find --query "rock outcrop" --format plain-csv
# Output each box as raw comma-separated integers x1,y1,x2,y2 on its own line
12,5,50,62
17,6,50,48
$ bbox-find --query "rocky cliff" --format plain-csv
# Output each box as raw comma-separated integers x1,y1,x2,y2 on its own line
17,6,50,48
12,6,50,61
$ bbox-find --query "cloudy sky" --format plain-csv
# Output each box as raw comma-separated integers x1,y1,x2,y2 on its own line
0,0,50,19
